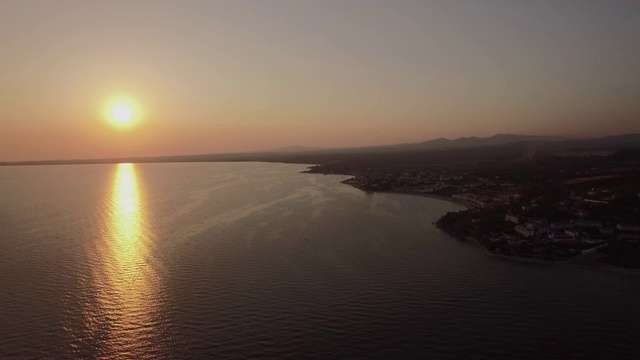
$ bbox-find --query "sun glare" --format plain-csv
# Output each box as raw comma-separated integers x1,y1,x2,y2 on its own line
104,97,142,129
111,104,133,124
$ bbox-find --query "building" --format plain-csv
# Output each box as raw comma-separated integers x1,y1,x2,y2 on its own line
505,213,520,224
549,231,577,243
515,225,534,238
571,219,603,228
452,194,488,208
617,224,640,232
619,233,640,242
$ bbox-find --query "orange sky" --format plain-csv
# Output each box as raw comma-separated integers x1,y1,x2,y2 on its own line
1,1,639,161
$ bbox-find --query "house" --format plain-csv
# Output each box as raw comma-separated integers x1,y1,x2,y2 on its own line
515,225,534,238
505,213,520,224
565,229,580,238
571,219,603,228
549,231,579,244
619,233,640,242
617,224,640,232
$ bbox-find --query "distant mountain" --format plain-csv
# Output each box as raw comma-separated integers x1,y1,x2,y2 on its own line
252,133,638,156
340,134,567,153
404,134,567,150
260,145,325,153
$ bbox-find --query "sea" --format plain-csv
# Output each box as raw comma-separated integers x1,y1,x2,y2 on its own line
0,162,638,359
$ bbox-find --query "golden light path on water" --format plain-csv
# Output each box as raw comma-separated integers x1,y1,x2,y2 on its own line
90,163,165,359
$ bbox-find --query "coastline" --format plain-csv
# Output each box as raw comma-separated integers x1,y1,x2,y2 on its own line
333,176,639,276
438,224,640,275
384,191,472,210
336,179,473,209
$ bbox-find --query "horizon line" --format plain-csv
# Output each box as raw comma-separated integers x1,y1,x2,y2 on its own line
2,132,638,165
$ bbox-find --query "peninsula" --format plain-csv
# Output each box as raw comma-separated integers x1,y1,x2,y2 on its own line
301,136,640,270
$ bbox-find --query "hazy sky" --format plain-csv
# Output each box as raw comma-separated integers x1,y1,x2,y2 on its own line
1,0,639,161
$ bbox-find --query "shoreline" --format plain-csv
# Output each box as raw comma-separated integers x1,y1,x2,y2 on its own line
383,191,472,210
438,225,640,275
335,176,639,276
337,180,473,209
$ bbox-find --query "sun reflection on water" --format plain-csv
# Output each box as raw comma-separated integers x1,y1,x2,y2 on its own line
111,164,144,272
90,163,164,358
110,164,146,294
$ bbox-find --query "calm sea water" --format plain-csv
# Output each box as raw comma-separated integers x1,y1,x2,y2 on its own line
0,162,639,359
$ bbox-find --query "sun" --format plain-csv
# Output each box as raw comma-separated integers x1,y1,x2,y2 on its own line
111,104,133,124
104,97,142,129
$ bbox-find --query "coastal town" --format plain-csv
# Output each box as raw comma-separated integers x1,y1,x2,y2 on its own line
306,150,640,270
